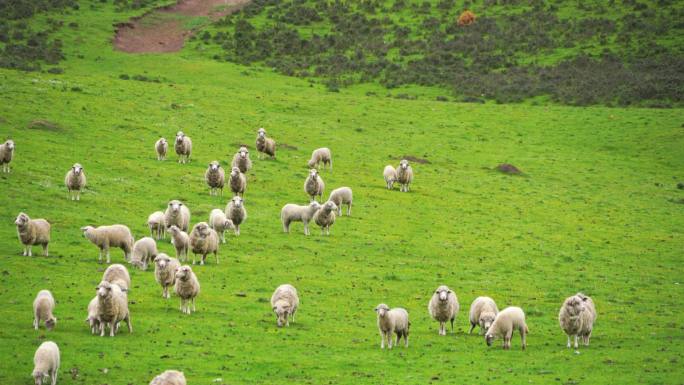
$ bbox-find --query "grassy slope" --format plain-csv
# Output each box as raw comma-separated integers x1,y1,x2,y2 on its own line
1,1,683,384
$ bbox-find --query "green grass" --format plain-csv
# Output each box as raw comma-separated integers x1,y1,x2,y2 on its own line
1,1,684,384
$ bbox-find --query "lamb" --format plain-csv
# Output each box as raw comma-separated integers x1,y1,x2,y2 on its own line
33,290,57,331
164,200,190,232
485,306,528,350
304,168,325,202
375,304,410,349
396,159,413,192
205,161,225,196
469,296,499,335
0,139,15,173
225,196,247,236
81,225,134,263
307,147,332,170
189,222,220,265
32,341,60,385
102,263,131,292
15,212,50,257
95,280,132,337
167,225,189,262
155,137,168,161
312,200,337,235
209,208,234,243
148,211,166,240
153,253,180,299
270,284,299,327
280,201,321,235
174,265,200,314
229,166,246,196
130,237,158,271
231,146,252,173
64,163,86,200
150,370,187,385
428,285,459,336
383,165,396,190
255,128,276,159
174,131,192,164
85,296,100,335
559,292,597,349
328,187,353,216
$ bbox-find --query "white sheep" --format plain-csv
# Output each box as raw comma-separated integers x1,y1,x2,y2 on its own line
0,139,15,173
15,212,50,257
231,145,252,173
428,285,459,336
164,200,190,233
81,225,134,264
559,292,597,349
255,128,276,159
148,211,166,240
304,168,325,202
307,147,332,170
33,290,57,331
225,196,247,235
95,280,132,337
130,237,158,271
313,200,337,235
102,263,131,292
270,284,299,327
189,222,220,265
229,166,246,196
32,341,59,385
155,137,168,161
383,165,396,190
205,161,225,196
469,296,499,335
375,304,410,349
86,296,100,335
150,370,187,385
64,163,86,200
396,159,413,192
167,225,189,262
154,253,181,299
280,201,321,235
174,131,192,164
209,208,234,243
328,187,353,216
485,306,528,350
174,265,200,314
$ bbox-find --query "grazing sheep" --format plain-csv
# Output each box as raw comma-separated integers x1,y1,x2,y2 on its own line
280,201,321,235
95,280,132,337
328,187,353,216
396,159,413,192
86,296,100,335
270,284,299,327
313,200,337,235
255,128,276,159
304,168,325,202
32,341,59,385
231,146,252,173
102,263,131,292
209,209,234,243
428,285,459,336
174,265,200,314
225,196,247,236
205,161,225,196
81,225,134,264
153,253,180,299
383,165,396,190
189,222,220,265
164,200,190,233
130,237,158,271
148,211,166,240
229,166,246,196
375,304,410,349
150,370,187,385
307,147,332,170
64,163,86,200
33,290,57,331
469,296,499,335
174,131,192,164
155,138,168,161
485,306,528,350
167,225,189,262
15,212,50,257
0,139,15,173
559,293,597,349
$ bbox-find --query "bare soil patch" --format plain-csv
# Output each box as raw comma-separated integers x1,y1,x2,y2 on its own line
496,163,523,175
395,155,431,164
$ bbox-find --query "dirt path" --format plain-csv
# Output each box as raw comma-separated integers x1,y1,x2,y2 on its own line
113,0,249,53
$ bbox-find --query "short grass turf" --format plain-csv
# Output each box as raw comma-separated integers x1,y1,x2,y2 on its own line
1,2,684,384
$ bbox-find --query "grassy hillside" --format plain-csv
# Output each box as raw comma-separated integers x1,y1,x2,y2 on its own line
1,1,684,384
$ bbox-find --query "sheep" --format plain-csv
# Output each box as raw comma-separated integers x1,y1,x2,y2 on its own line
280,201,321,235
0,139,15,173
164,200,190,233
559,292,597,349
81,225,134,264
374,304,410,349
174,131,192,164
189,222,220,265
231,146,252,173
255,128,276,159
153,253,180,299
383,165,396,190
102,263,131,292
307,147,332,170
469,296,499,335
33,290,57,331
270,284,299,327
313,200,337,235
64,163,86,200
428,285,459,336
209,208,234,243
225,196,247,236
229,166,246,196
485,306,528,350
155,137,168,161
205,161,225,196
95,280,132,337
396,159,413,192
304,168,325,202
328,187,353,216
167,225,189,262
148,211,166,240
130,237,158,271
32,341,59,385
85,296,100,335
174,265,200,314
15,212,50,257
150,370,187,385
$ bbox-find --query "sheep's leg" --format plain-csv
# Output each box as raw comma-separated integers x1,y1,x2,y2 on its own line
379,331,385,349
192,297,196,313
106,249,111,264
76,189,81,201
396,332,401,346
566,336,571,348
51,368,57,385
110,321,116,337
22,246,27,256
125,314,132,333
33,316,39,329
574,335,579,349
388,330,394,349
179,298,184,312
28,245,32,257
303,222,309,236
405,332,409,347
469,323,476,334
504,331,512,349
192,253,196,265
221,231,226,244
450,317,454,332
521,328,526,350
348,203,351,216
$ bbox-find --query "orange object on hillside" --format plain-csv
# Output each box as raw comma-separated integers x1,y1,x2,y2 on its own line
457,10,476,26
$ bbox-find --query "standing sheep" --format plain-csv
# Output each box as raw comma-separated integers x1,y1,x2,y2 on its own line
255,128,276,159
312,200,337,235
164,200,190,233
270,284,299,327
231,146,252,173
155,138,168,161
167,225,189,262
307,147,332,170
153,253,180,299
280,201,321,235
86,296,100,335
174,131,192,164
95,280,132,337
0,139,15,173
428,285,459,336
33,290,57,331
15,212,50,257
559,293,597,349
148,211,166,240
130,237,158,271
328,187,353,216
205,161,225,196
64,163,86,200
32,341,59,385
209,208,234,243
81,225,134,264
469,296,499,335
102,263,131,292
396,159,413,192
375,304,410,349
150,370,187,385
304,168,325,202
229,166,247,196
225,196,247,236
189,222,220,265
174,265,200,314
383,165,396,190
485,306,528,350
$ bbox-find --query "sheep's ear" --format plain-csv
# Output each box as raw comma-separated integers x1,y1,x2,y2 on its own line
374,307,378,312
